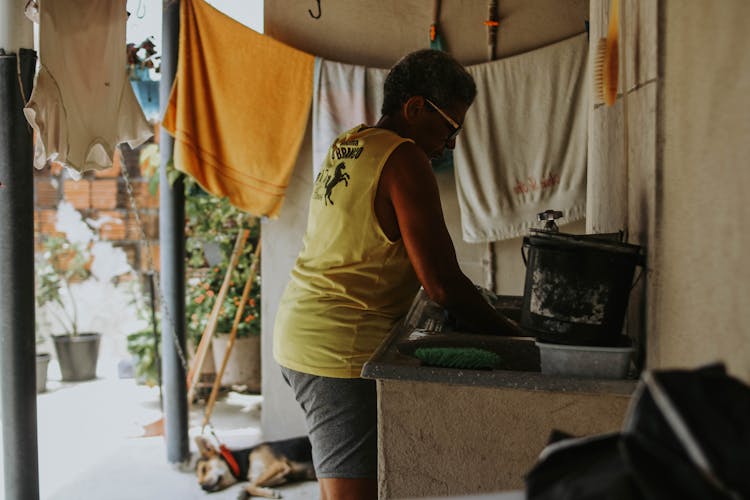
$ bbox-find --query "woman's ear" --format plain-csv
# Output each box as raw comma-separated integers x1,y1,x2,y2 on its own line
402,96,426,124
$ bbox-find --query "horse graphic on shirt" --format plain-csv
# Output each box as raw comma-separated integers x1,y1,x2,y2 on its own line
324,162,350,205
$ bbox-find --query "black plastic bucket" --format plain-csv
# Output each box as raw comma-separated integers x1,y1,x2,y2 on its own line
520,232,643,347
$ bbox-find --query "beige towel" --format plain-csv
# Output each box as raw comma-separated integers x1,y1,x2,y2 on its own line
24,0,152,176
162,0,314,218
455,34,589,243
312,58,388,177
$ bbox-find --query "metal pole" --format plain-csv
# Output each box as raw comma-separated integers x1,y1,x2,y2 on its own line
0,1,39,498
160,0,189,464
147,272,163,407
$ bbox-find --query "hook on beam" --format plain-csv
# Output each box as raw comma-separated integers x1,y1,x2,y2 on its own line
308,0,321,19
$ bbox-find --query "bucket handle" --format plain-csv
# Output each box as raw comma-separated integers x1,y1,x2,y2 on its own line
631,268,644,290
630,256,646,291
524,240,646,291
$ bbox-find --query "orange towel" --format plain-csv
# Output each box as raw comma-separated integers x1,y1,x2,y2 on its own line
162,0,314,218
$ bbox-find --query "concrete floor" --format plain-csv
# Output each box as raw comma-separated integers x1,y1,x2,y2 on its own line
1,357,525,500
1,358,319,500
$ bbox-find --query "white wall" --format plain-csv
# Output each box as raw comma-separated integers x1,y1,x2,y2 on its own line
653,0,750,381
260,118,313,439
586,0,750,382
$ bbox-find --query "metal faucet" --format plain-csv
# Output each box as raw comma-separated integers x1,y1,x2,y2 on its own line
537,210,564,232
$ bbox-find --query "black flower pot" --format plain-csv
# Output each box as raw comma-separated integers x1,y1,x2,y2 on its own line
52,333,101,381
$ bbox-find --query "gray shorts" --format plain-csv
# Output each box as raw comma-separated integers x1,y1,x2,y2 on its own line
280,366,377,479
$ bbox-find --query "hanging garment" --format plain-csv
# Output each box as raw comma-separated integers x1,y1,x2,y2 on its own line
162,0,314,218
312,58,388,178
313,58,453,175
454,33,589,243
23,0,152,176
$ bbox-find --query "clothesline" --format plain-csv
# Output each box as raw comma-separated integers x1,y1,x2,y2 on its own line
26,0,588,239
162,0,588,239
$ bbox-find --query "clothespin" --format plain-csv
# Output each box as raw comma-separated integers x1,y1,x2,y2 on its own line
430,0,445,51
430,23,445,51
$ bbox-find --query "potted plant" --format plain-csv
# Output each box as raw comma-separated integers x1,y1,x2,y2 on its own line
36,329,51,393
186,260,261,392
142,151,263,391
126,324,160,386
183,177,262,392
125,274,162,386
36,234,101,382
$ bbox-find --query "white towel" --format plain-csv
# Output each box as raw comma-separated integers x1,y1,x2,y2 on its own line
312,58,388,177
455,34,589,243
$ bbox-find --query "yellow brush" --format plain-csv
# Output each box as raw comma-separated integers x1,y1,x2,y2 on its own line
594,0,619,106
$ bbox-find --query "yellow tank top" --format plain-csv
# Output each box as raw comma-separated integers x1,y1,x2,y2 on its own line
273,125,420,378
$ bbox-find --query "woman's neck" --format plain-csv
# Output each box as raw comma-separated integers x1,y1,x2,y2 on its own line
375,114,408,138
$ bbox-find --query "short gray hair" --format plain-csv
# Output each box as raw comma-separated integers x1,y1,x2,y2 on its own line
381,49,476,115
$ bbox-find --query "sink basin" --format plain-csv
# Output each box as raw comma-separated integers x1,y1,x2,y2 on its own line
398,293,539,372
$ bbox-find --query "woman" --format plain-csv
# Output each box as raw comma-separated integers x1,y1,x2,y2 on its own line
274,49,518,500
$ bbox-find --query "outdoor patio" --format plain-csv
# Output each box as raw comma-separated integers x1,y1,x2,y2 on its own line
0,356,525,500
0,356,318,500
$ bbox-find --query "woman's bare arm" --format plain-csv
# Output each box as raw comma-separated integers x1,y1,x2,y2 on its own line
379,143,519,335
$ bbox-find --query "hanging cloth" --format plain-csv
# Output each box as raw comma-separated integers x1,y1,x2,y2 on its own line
162,0,314,218
23,0,152,176
312,57,452,175
454,33,589,243
312,58,388,178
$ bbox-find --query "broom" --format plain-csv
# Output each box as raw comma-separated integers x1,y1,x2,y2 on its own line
137,228,250,437
202,239,261,430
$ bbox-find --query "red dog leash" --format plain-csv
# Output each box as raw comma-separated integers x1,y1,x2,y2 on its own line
207,427,241,478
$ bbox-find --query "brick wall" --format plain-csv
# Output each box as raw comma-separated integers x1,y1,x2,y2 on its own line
33,126,161,276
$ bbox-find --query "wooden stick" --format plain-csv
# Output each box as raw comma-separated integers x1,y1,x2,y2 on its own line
187,280,223,386
187,228,249,402
202,238,261,429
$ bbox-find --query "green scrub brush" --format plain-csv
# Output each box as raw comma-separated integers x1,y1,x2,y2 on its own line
413,347,501,370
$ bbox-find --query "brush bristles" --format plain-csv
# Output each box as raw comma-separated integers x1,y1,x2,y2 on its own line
413,347,501,370
593,38,607,105
603,38,619,106
593,37,618,107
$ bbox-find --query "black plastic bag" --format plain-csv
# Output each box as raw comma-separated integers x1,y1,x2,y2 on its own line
525,433,643,500
525,364,750,500
622,363,750,498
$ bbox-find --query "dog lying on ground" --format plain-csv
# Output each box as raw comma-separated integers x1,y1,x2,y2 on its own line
195,435,316,499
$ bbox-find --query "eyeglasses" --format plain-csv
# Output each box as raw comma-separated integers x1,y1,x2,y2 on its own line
424,98,462,142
